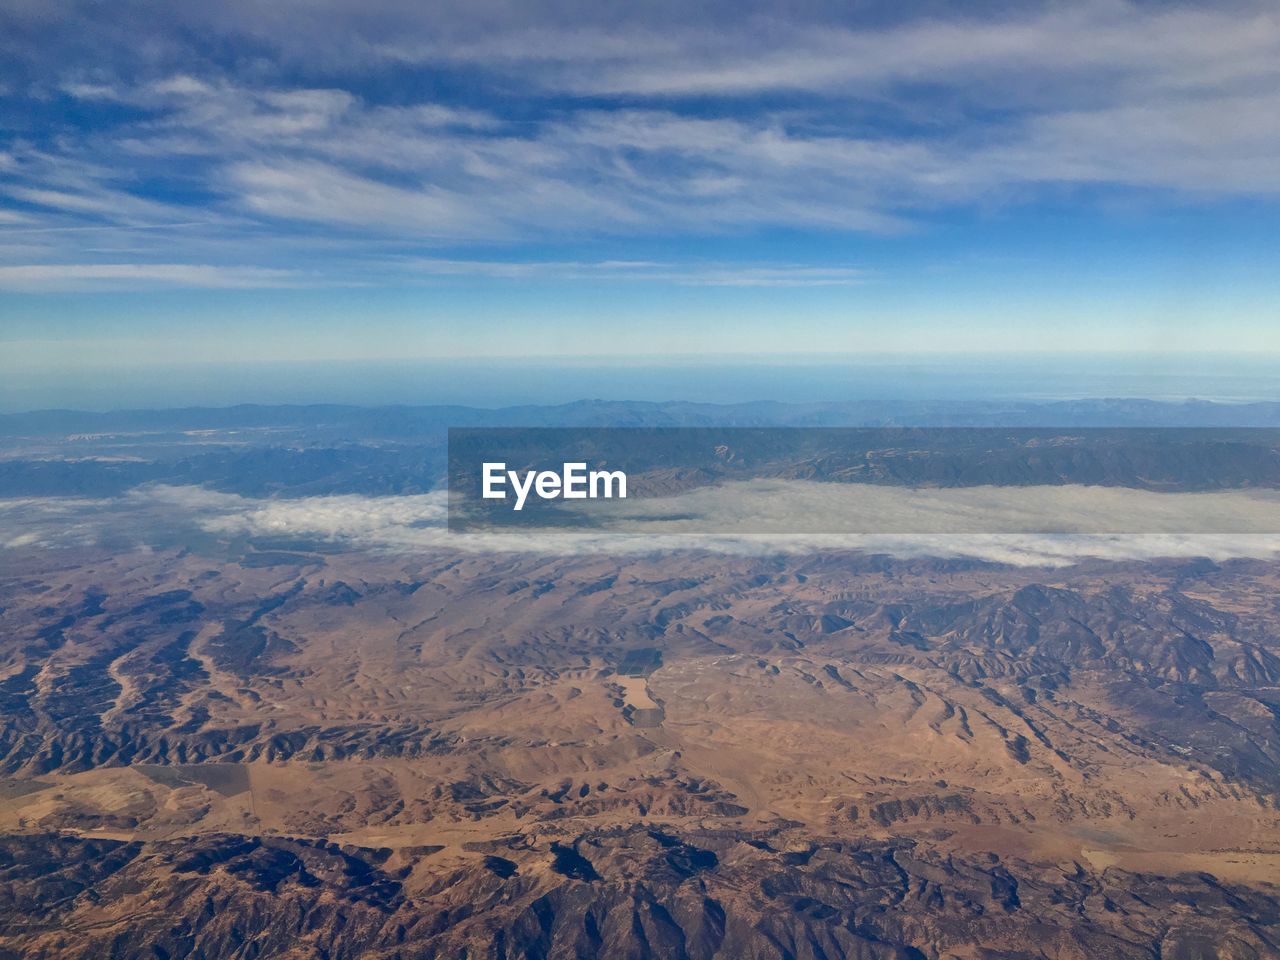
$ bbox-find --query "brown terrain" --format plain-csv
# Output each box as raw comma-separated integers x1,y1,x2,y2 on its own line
0,544,1278,958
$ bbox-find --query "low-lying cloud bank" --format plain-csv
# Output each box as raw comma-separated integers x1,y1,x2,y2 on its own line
554,479,1280,534
6,482,1280,568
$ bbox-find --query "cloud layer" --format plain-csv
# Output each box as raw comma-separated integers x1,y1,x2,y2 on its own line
8,482,1280,568
2,1,1279,289
594,480,1280,535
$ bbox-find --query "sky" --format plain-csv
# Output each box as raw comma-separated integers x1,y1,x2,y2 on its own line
2,0,1280,388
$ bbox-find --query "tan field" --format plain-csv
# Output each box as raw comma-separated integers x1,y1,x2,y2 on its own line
2,544,1279,957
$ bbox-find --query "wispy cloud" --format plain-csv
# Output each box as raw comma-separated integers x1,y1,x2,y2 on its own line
0,263,305,291
227,159,501,236
404,258,865,287
492,7,1280,101
2,1,1279,291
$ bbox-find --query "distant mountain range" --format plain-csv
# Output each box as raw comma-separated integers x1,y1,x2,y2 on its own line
4,398,1280,499
8,397,1280,438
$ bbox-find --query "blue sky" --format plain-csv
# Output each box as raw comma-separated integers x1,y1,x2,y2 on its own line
2,0,1279,376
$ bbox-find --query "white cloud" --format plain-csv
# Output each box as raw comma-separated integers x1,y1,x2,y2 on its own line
61,81,121,100
8,187,123,214
0,262,304,290
227,159,502,235
166,481,1280,566
520,6,1280,102
5,1,1280,281
597,480,1280,535
8,483,1280,569
403,258,865,286
168,487,451,539
0,495,112,550
148,74,216,97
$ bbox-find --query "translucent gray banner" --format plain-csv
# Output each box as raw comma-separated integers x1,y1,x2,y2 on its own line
447,427,1280,534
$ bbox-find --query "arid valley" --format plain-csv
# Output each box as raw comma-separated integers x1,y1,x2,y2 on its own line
2,540,1278,957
